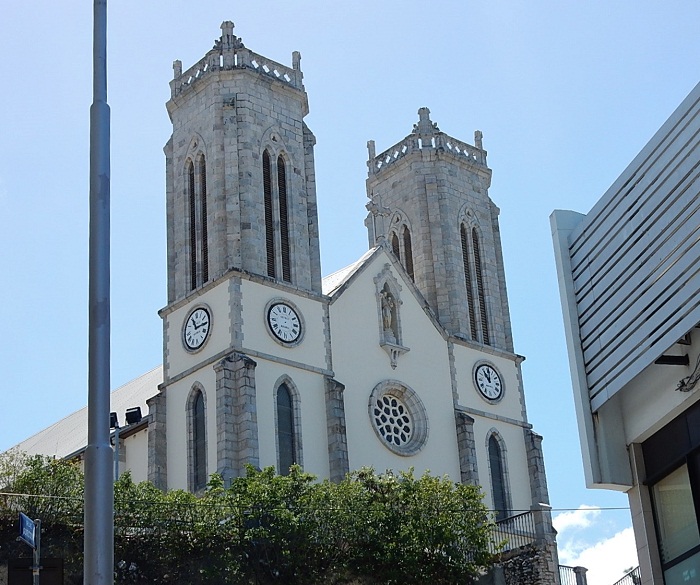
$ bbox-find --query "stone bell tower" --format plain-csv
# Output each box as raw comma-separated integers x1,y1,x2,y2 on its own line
164,21,322,304
365,108,513,352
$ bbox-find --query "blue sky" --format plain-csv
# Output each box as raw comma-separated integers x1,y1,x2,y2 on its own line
2,2,699,582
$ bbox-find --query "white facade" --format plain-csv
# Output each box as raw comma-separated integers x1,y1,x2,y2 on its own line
552,80,700,585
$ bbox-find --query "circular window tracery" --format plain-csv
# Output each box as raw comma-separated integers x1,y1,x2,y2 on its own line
373,394,413,446
368,381,428,456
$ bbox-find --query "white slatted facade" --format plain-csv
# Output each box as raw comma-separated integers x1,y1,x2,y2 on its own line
566,83,700,412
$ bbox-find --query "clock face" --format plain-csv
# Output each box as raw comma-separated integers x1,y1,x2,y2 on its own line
183,307,211,351
267,302,302,344
474,363,504,401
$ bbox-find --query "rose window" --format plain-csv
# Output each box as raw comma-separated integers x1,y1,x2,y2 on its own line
373,395,413,447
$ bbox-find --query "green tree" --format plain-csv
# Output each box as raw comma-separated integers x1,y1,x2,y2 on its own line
0,452,497,584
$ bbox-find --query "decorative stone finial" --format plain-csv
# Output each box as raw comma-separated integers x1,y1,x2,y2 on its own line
413,107,439,136
292,51,301,71
474,130,483,150
221,20,235,37
173,60,182,79
367,140,376,160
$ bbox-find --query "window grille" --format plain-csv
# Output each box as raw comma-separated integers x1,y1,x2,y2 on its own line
391,233,400,259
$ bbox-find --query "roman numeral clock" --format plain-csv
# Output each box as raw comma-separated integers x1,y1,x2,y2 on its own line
265,300,304,346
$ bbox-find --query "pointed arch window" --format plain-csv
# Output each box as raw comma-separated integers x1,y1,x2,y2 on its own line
263,150,275,278
199,156,209,283
389,221,414,282
187,386,208,492
402,226,414,282
186,154,209,291
277,155,291,282
276,382,299,475
188,161,197,290
262,150,293,283
472,228,490,345
460,222,490,345
461,224,478,341
391,233,401,261
488,433,509,521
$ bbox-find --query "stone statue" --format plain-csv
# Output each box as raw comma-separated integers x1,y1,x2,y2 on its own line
381,290,394,331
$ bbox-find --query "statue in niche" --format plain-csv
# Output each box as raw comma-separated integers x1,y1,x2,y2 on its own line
380,287,398,343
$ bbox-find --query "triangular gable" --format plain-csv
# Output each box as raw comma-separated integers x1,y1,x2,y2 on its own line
325,243,449,340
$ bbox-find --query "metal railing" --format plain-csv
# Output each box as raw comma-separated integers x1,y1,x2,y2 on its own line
612,566,641,585
559,564,589,585
491,511,537,553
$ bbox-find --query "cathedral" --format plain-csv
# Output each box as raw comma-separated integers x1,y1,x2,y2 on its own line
15,20,560,582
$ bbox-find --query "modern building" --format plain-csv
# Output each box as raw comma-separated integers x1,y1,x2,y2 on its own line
14,21,561,583
552,81,700,585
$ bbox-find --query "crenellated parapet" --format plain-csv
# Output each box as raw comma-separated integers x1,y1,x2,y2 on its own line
367,107,486,176
170,21,304,99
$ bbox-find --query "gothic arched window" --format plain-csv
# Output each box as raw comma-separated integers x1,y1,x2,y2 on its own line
402,226,414,282
187,160,197,291
472,228,490,346
277,155,291,283
488,433,509,521
188,386,207,492
391,232,401,260
263,150,276,278
186,153,209,291
461,224,478,341
276,383,297,475
199,155,209,284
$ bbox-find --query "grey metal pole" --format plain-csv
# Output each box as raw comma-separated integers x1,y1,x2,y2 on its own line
113,425,120,481
85,0,113,584
32,519,41,585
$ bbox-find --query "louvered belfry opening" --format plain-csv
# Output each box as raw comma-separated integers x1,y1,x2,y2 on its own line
472,227,490,346
188,160,197,291
461,224,478,341
277,155,291,283
199,155,208,284
263,150,276,278
402,226,414,282
391,233,400,259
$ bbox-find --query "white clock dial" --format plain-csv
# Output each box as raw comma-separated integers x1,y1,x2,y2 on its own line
267,303,301,343
183,307,211,350
474,363,503,401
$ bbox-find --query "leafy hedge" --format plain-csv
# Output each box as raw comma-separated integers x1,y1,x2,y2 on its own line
0,454,497,584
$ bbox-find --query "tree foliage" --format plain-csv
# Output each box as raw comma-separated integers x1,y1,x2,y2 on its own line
0,452,497,584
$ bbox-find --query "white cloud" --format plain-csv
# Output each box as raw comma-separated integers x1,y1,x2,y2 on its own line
561,527,638,585
553,505,639,585
554,505,602,534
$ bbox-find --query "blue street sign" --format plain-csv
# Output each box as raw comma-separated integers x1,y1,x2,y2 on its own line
19,512,36,549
